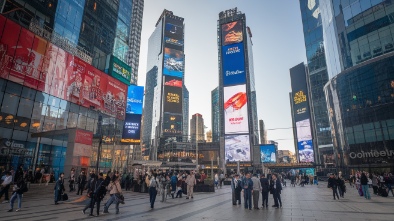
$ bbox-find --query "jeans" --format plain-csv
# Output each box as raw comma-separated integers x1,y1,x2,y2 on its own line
261,191,268,206
171,183,176,193
104,194,119,213
10,192,22,209
149,187,157,208
0,184,10,200
244,190,252,209
362,185,371,199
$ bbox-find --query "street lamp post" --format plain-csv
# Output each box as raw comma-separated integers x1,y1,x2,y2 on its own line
96,114,103,174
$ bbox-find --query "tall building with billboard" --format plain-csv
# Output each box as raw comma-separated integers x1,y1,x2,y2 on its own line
127,0,144,84
0,0,138,176
259,119,267,144
320,0,394,173
218,8,259,171
290,63,315,163
190,113,205,142
211,87,220,142
298,0,334,169
142,10,185,160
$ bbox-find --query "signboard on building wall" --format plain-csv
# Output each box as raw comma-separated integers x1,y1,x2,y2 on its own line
163,85,182,114
109,55,132,85
75,129,93,145
121,114,142,144
126,85,144,114
222,43,246,86
225,134,250,162
221,21,243,46
163,48,184,78
260,144,276,163
162,113,183,135
223,84,249,134
165,23,183,40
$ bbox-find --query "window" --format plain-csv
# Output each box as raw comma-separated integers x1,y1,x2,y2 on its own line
1,93,20,115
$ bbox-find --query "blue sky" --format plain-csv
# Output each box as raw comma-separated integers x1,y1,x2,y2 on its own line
137,0,307,152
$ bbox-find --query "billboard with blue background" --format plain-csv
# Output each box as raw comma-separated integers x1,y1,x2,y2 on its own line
222,43,246,86
163,48,184,78
297,140,314,163
260,144,276,163
126,85,144,114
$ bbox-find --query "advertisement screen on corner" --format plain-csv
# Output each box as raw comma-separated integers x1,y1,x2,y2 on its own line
121,114,142,143
126,85,144,114
163,85,182,114
225,134,250,162
163,48,184,78
260,144,276,163
221,20,243,46
222,42,246,86
223,85,248,134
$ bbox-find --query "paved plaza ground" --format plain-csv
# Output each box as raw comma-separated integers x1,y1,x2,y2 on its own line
0,181,393,221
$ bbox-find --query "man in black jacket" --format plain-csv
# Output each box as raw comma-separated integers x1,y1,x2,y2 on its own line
82,173,106,216
270,174,282,208
327,174,340,200
260,174,270,208
76,171,87,195
233,174,242,205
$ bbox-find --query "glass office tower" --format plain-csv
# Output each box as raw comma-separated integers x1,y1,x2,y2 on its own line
321,0,394,173
142,10,185,160
299,0,335,171
211,87,220,143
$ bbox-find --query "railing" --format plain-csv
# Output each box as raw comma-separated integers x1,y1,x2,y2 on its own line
29,19,93,64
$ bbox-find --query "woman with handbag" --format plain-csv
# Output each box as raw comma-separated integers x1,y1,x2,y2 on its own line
103,173,123,214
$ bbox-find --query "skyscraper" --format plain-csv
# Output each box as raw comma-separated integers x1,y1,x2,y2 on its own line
183,86,190,142
218,8,259,170
259,119,267,144
142,10,185,160
320,0,394,173
298,0,334,168
211,87,220,142
190,113,205,142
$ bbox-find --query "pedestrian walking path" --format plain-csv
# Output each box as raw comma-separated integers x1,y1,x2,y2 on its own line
0,182,393,221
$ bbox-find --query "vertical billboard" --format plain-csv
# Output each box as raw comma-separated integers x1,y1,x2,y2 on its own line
221,21,243,46
163,48,184,78
260,144,276,163
223,84,248,134
162,113,182,135
222,43,246,86
108,55,132,85
225,134,250,161
121,85,144,144
290,63,314,163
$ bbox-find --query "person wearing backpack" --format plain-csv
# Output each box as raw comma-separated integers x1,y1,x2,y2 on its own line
7,177,27,212
148,175,158,209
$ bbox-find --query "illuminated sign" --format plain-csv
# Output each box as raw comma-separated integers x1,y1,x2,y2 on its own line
221,21,243,46
163,113,182,135
165,23,183,41
223,85,249,134
121,114,141,144
260,144,276,163
222,43,246,86
126,85,144,114
225,134,250,162
294,90,307,104
298,140,314,163
163,48,184,78
164,76,182,88
296,119,312,142
163,85,182,114
109,55,132,85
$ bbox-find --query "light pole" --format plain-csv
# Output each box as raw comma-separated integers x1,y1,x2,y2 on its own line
96,114,103,174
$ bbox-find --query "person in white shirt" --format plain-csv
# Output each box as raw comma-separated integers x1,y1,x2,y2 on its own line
0,172,13,203
148,175,158,209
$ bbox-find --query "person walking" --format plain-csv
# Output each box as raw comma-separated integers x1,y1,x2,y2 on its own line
260,174,270,208
361,172,371,200
0,171,12,203
175,174,184,198
242,172,253,210
233,174,242,205
251,174,261,210
219,172,225,189
103,174,122,214
328,174,339,200
76,171,87,195
170,173,177,199
185,171,196,199
68,169,75,192
214,173,219,189
338,176,346,198
54,173,65,205
7,177,27,212
270,174,282,208
83,173,106,216
148,174,158,209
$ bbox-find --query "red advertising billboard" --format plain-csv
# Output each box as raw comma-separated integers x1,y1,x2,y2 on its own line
0,15,127,120
75,129,93,145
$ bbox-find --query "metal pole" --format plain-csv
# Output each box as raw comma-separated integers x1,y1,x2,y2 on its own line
96,115,103,174
211,158,214,179
32,137,41,173
196,117,198,168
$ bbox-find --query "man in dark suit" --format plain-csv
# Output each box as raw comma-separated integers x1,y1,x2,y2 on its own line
260,174,270,208
270,174,282,208
233,174,242,205
242,172,253,210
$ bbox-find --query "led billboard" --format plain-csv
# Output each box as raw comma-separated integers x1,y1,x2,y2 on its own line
164,76,182,88
163,48,184,78
221,20,243,46
108,55,132,85
223,85,248,134
163,113,182,135
222,43,246,86
290,63,310,122
126,85,144,114
121,114,142,144
165,23,183,40
298,140,314,163
163,85,182,114
225,134,250,161
260,144,276,163
296,119,312,142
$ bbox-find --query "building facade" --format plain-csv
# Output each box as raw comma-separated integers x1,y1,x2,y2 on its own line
320,0,394,173
211,87,220,142
0,0,141,177
183,86,189,142
259,119,267,144
190,113,205,142
299,0,334,168
142,10,185,160
218,8,259,170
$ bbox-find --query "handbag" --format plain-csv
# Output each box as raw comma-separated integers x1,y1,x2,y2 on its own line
114,182,125,204
62,193,69,201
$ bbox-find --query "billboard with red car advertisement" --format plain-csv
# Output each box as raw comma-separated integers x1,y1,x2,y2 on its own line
0,16,127,120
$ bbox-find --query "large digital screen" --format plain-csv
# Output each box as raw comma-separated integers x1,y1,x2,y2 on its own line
260,144,276,163
296,119,312,142
121,114,142,144
223,85,249,134
126,85,144,114
0,17,127,120
165,37,184,50
163,85,182,114
290,63,310,122
165,23,183,40
298,140,314,163
222,43,246,86
164,76,182,88
162,113,182,135
297,168,315,176
221,21,243,46
225,134,250,161
163,48,184,78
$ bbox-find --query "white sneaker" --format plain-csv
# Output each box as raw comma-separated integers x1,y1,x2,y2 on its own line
16,209,21,212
